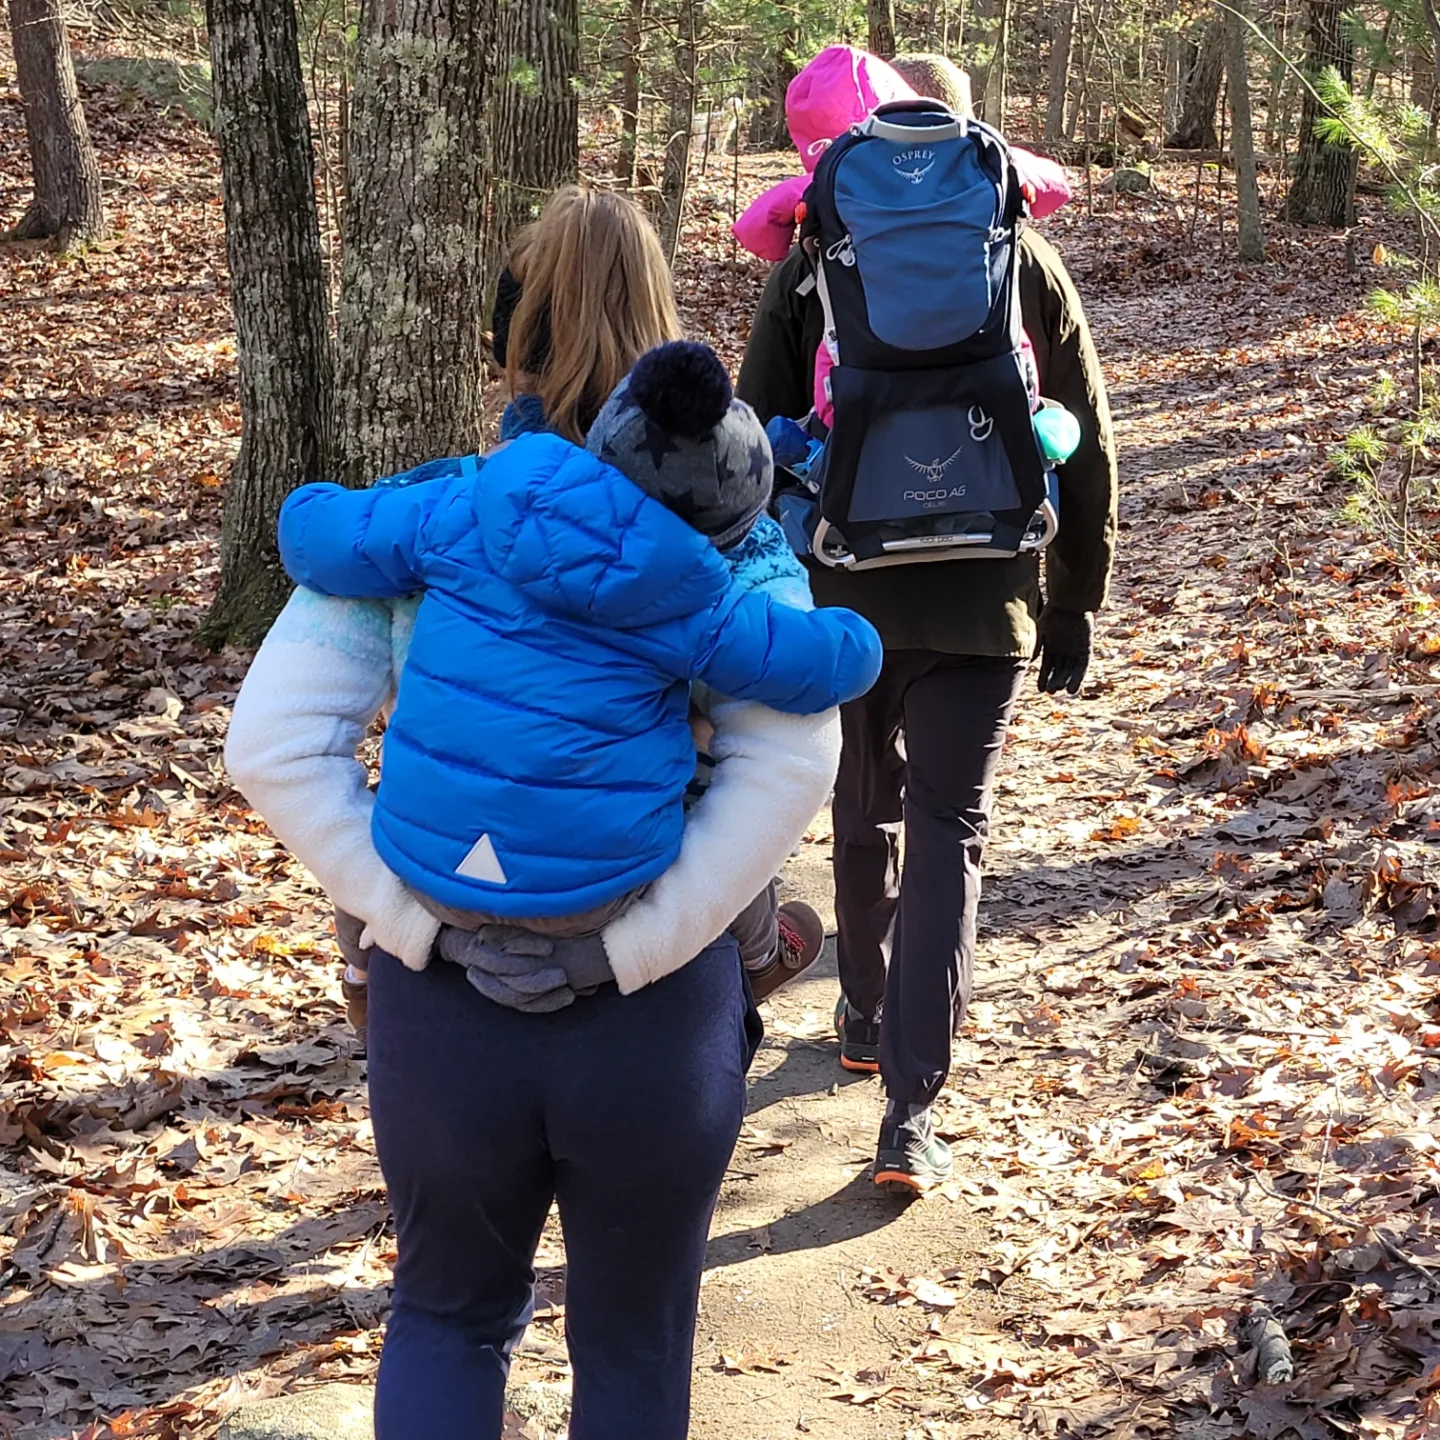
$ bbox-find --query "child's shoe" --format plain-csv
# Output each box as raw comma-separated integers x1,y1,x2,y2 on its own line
342,964,369,1049
748,901,825,1001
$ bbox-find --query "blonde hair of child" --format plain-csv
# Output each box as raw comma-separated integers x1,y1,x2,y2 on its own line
505,186,683,444
889,54,975,117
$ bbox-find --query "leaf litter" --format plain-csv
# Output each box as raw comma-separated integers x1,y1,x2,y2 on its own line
2,27,1440,1440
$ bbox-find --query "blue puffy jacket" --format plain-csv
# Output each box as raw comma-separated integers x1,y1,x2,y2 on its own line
278,431,882,918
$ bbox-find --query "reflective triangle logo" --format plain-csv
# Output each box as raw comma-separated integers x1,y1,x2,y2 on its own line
456,833,508,885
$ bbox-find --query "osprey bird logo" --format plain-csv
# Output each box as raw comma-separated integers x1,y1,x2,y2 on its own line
905,444,966,484
895,159,935,185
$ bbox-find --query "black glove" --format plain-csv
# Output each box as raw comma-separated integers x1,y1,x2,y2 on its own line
438,924,615,1014
1034,606,1093,696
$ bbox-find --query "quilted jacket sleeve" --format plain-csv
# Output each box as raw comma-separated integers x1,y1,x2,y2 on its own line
733,174,811,263
279,476,455,598
691,591,882,714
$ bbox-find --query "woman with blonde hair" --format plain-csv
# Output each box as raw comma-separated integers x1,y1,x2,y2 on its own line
226,184,844,1437
492,185,683,444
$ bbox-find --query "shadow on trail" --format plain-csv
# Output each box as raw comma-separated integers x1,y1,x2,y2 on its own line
705,1170,900,1271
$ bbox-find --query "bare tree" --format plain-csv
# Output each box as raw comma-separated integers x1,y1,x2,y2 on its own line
337,0,494,484
980,0,1012,127
1167,14,1224,149
1225,0,1265,261
616,0,644,185
8,0,104,246
488,0,579,277
657,0,701,264
200,0,333,646
1286,0,1356,227
1046,0,1077,142
868,0,897,59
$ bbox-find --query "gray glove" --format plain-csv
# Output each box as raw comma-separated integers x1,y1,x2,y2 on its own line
437,924,615,1014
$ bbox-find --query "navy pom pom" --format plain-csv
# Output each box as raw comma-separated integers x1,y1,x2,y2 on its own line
627,341,733,439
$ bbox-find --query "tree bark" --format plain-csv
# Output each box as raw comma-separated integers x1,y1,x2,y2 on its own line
1045,0,1076,142
1167,14,1225,149
616,0,644,185
200,0,333,647
752,31,797,150
868,0,897,60
1163,31,1185,137
1225,0,1265,261
1286,0,1356,226
8,0,104,246
981,0,1012,128
1263,0,1291,149
487,0,578,280
337,0,492,485
657,0,700,265
1410,35,1435,118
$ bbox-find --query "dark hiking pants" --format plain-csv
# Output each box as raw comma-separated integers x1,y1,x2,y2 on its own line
833,651,1026,1109
367,938,750,1440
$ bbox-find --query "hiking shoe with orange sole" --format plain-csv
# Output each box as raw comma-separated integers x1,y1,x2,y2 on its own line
748,901,825,1001
834,997,881,1073
873,1106,953,1194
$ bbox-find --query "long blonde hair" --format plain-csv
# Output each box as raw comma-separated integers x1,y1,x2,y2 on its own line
505,186,682,443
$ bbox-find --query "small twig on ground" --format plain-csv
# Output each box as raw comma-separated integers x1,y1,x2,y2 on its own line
1313,1111,1334,1211
1285,685,1440,703
1240,1304,1295,1384
1249,1174,1440,1286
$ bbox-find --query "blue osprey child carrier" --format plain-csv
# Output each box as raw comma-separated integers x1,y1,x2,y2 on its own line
780,100,1062,571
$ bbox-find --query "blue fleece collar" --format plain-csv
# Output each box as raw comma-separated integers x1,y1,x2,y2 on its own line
500,393,550,442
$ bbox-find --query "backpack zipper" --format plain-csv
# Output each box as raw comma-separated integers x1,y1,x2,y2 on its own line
825,234,856,267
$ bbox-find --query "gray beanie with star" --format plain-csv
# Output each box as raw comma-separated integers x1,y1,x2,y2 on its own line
585,341,773,551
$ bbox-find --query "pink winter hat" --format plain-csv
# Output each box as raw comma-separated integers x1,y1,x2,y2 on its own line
786,46,916,172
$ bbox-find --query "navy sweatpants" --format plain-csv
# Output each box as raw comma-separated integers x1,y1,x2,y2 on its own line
367,938,750,1440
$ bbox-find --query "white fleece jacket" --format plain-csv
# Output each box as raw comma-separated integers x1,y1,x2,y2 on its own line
224,586,840,994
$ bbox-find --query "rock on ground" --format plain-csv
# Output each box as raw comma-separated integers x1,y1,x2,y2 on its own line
217,1384,569,1440
218,1386,373,1440
1100,166,1155,193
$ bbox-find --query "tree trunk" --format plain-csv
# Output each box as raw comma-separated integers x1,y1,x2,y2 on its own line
337,0,492,485
1167,14,1224,149
868,0,896,60
1163,31,1186,137
1286,0,1356,226
657,0,701,264
199,0,333,647
8,0,104,246
487,0,578,280
1225,0,1265,261
982,0,1012,128
751,32,797,149
1263,0,1291,149
1045,0,1076,142
616,0,644,185
1410,35,1434,117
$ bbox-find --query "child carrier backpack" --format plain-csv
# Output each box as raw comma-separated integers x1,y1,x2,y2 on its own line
787,100,1060,570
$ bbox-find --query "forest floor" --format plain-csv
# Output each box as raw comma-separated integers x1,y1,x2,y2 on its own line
4,37,1440,1440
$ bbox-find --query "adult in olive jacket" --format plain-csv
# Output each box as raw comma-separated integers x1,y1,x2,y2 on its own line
736,63,1117,1192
